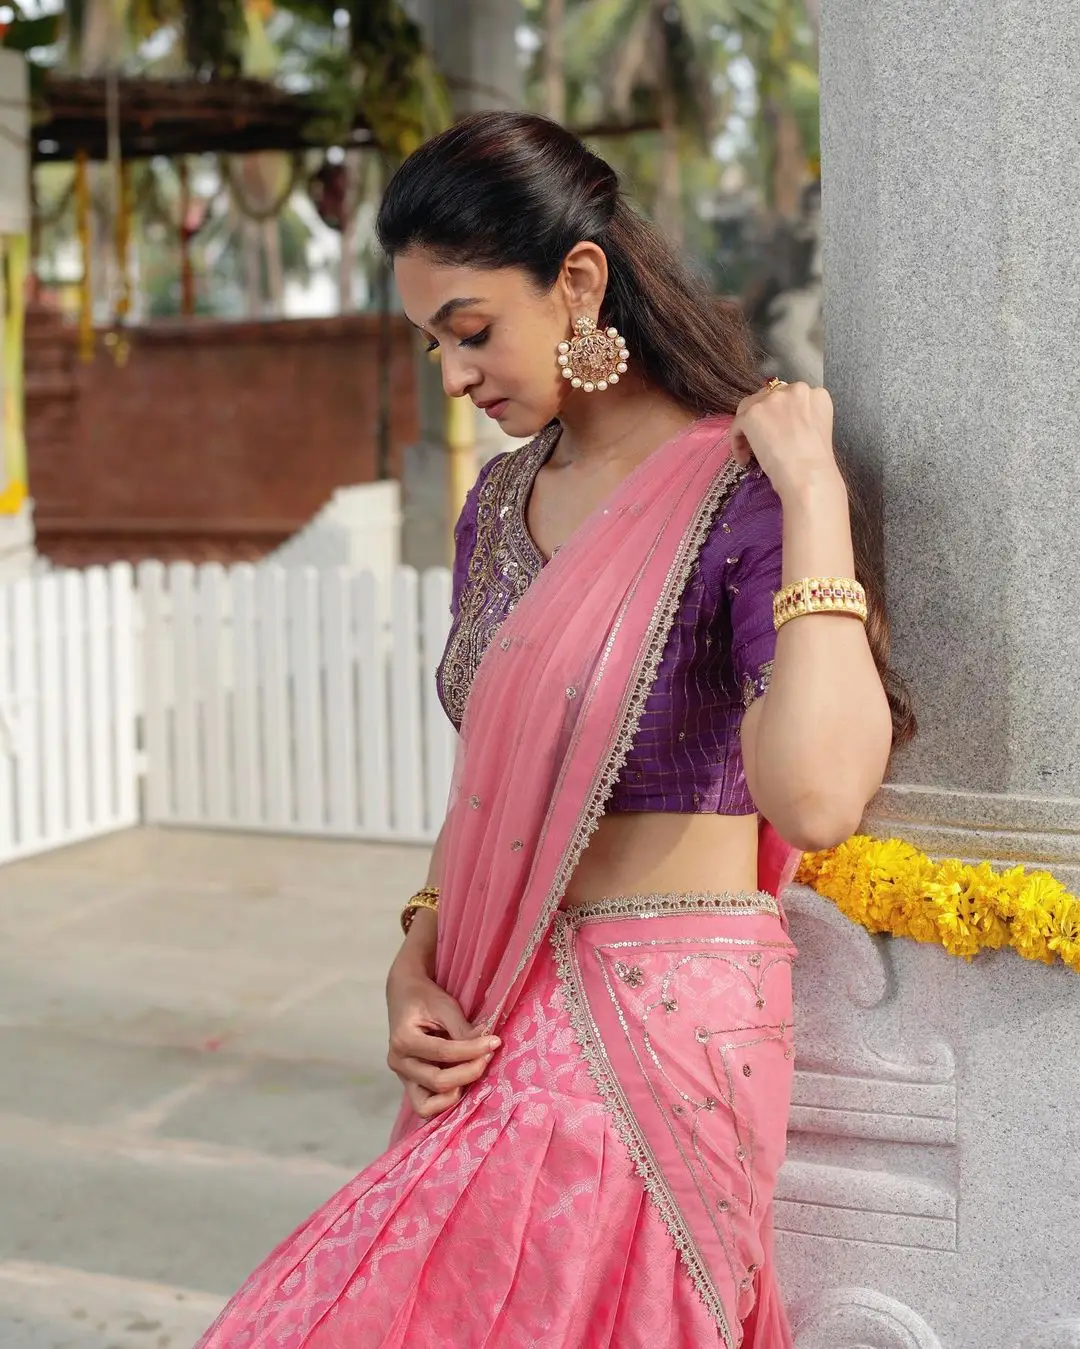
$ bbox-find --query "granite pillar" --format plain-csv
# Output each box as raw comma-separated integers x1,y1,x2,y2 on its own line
774,4,1080,1344
819,0,1080,886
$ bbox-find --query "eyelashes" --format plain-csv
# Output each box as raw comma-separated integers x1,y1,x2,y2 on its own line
425,327,491,354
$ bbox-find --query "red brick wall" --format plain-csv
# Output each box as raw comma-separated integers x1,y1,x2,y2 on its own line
25,310,418,566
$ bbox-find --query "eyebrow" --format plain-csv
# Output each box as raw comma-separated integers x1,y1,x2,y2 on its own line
426,296,485,329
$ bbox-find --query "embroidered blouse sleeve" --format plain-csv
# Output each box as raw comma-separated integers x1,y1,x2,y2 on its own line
450,452,507,618
717,466,784,708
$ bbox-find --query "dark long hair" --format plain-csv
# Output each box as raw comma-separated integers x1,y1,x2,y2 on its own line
377,111,915,748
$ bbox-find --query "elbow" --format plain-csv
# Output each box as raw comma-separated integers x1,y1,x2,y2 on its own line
777,793,865,854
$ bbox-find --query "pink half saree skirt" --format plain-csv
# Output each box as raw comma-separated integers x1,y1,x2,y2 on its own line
196,416,801,1347
195,894,796,1348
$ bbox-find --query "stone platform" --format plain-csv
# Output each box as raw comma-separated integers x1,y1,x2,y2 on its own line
1,827,1077,1348
0,826,424,1348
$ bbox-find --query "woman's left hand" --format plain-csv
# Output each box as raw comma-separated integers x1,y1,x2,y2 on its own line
730,381,840,502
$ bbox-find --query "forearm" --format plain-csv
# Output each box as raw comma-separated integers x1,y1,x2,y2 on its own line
388,821,446,984
392,910,438,981
746,468,892,849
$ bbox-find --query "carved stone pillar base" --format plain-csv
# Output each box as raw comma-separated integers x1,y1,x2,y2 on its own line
780,885,1080,1349
864,784,1080,890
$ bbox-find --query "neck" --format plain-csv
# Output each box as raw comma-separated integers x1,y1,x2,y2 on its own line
553,379,695,468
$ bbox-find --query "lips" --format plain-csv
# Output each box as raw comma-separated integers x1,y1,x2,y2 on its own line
477,398,509,419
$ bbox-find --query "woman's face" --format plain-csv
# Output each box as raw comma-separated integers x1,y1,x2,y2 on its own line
394,244,607,439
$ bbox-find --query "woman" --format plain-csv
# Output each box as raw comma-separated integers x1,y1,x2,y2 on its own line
197,112,912,1348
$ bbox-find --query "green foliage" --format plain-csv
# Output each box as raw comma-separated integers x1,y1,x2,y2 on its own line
734,0,819,195
1,2,61,95
559,0,727,142
524,0,820,248
0,0,248,77
785,56,819,165
175,0,247,78
276,0,450,160
1,9,61,53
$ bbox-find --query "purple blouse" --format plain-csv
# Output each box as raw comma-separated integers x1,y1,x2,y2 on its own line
436,427,783,816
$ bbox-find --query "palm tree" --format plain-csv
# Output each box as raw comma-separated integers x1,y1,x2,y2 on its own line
529,0,819,239
544,0,566,123
559,0,735,248
736,0,819,218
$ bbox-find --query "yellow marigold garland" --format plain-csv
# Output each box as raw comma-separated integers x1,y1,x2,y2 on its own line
795,835,1080,973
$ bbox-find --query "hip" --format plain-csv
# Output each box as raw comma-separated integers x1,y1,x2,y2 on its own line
540,891,797,1336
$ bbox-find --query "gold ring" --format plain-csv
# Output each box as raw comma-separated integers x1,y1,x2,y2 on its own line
765,377,788,392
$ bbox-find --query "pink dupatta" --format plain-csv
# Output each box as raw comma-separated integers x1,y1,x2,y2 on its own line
382,412,801,1348
425,413,799,1038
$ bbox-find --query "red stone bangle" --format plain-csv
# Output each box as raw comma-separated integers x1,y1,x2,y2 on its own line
773,577,868,633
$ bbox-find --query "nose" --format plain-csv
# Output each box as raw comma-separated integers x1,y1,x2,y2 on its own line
439,348,480,400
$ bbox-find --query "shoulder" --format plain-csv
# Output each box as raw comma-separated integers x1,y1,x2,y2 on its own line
727,460,782,517
698,463,783,596
706,460,782,542
716,462,783,546
687,415,782,538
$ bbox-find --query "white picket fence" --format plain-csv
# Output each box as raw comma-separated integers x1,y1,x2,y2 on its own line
138,561,456,844
0,565,139,864
0,560,458,866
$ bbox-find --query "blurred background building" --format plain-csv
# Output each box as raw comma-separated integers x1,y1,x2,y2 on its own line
0,0,824,570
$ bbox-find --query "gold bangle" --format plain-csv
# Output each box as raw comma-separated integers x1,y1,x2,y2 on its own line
773,577,868,633
401,886,440,935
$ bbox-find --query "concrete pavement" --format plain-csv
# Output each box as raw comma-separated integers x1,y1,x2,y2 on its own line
0,826,429,1347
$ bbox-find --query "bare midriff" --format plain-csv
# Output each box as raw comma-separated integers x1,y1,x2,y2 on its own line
561,811,761,908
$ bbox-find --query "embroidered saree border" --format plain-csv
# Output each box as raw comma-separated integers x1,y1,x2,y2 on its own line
564,890,779,927
551,899,796,1346
465,434,752,1335
487,451,746,1029
549,911,745,1344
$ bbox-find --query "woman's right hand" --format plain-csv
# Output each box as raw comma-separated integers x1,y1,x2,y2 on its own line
386,965,501,1121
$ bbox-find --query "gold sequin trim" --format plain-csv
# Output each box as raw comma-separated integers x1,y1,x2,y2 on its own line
564,890,778,928
741,660,774,710
437,426,559,727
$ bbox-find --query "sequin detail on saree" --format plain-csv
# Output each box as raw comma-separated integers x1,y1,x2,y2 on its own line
552,895,798,1347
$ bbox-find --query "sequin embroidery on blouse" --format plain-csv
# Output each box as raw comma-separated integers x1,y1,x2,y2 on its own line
436,426,558,727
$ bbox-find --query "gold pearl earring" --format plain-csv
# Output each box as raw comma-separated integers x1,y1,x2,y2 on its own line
556,316,630,393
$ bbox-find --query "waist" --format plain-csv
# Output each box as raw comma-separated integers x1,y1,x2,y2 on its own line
557,888,780,923
563,811,759,907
